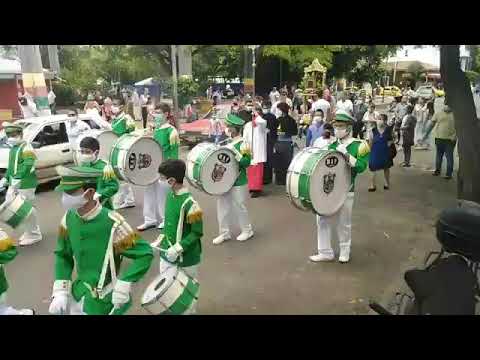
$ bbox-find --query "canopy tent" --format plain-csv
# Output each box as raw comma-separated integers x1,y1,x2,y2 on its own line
134,77,161,98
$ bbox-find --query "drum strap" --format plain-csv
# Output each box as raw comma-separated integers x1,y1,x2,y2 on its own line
226,139,243,159
165,195,194,264
95,223,118,299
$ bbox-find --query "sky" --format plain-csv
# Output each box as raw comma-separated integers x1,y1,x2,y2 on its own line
389,45,440,67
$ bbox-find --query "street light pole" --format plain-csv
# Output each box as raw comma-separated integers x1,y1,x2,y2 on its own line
171,45,179,126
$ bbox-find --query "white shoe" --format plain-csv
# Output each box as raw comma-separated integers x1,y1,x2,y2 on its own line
339,252,350,263
212,233,231,245
18,308,35,315
157,221,165,229
309,254,335,262
19,235,42,246
137,222,157,231
118,202,135,209
236,230,254,242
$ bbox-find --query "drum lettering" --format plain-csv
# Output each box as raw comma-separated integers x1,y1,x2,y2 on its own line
217,153,231,164
128,153,137,171
212,163,227,182
325,156,339,168
323,173,336,194
138,153,153,170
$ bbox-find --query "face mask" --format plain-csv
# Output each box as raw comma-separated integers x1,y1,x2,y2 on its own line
314,116,323,123
262,108,269,114
154,113,165,126
7,137,22,146
78,153,97,165
232,107,239,112
334,128,349,139
245,106,253,112
111,106,120,114
62,191,88,211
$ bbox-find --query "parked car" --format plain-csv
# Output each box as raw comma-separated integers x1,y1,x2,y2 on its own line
0,114,100,184
414,85,435,100
380,86,402,97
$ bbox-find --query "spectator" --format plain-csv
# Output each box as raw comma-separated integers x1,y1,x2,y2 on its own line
313,122,335,149
306,109,325,147
311,92,331,122
131,90,142,122
413,97,428,148
271,90,293,118
140,89,149,129
336,92,353,116
48,88,56,114
273,102,297,185
353,96,368,139
368,114,394,191
65,109,90,150
400,105,417,167
18,94,38,118
431,103,456,180
208,107,223,144
362,103,380,139
269,87,280,104
292,89,303,113
84,94,101,116
394,96,409,144
261,101,279,185
101,97,114,122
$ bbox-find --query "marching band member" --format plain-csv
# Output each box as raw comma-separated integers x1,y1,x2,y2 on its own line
49,166,153,315
137,103,179,231
243,103,268,198
0,123,43,246
310,110,370,263
153,159,203,314
77,136,119,210
0,228,35,315
213,114,254,244
111,103,136,210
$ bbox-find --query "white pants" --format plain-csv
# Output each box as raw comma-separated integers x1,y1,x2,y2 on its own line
6,187,42,242
142,180,169,225
113,181,136,208
216,185,252,236
159,258,199,315
316,192,354,257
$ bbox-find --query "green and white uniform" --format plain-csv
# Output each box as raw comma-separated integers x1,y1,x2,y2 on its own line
53,204,153,315
315,110,370,262
140,123,180,228
88,159,119,210
111,113,135,136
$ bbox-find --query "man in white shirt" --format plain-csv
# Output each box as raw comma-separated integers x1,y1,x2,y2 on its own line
48,89,57,114
336,93,353,116
269,87,280,105
271,91,293,118
65,109,90,150
19,94,38,119
311,93,331,121
362,103,380,139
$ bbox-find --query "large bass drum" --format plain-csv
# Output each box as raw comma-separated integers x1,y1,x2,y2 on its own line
186,142,239,195
286,148,351,216
0,192,33,229
74,129,119,165
110,134,163,186
141,266,199,315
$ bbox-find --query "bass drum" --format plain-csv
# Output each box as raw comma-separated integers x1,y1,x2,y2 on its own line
74,130,119,165
186,142,239,195
141,266,199,315
0,192,33,229
110,134,163,186
286,148,351,216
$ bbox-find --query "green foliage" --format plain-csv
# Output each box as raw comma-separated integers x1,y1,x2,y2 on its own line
177,77,200,107
466,70,480,84
407,61,427,84
54,82,79,106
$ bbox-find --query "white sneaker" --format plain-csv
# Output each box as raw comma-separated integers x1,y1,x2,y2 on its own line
120,202,136,209
212,233,231,245
157,221,165,229
137,222,157,231
339,252,350,263
309,254,335,262
236,230,254,242
18,308,35,315
19,235,42,246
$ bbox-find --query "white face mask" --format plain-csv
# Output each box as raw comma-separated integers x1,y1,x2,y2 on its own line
245,106,253,112
7,137,22,146
334,127,349,139
262,108,269,115
225,128,231,137
78,152,97,165
111,106,120,115
313,116,323,123
62,191,88,211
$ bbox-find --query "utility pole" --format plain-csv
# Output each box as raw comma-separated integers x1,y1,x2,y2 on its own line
178,45,192,79
18,45,51,116
47,45,60,75
170,45,179,127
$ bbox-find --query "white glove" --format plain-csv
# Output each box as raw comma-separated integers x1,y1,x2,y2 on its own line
166,243,183,263
234,153,243,162
336,143,348,155
49,280,71,315
112,280,131,308
0,177,7,189
93,192,101,201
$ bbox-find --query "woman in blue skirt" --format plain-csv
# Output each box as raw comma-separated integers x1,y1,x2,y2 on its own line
368,114,395,192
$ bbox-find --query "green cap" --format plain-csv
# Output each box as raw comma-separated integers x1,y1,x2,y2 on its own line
55,165,103,192
225,113,245,127
3,122,23,135
334,110,354,123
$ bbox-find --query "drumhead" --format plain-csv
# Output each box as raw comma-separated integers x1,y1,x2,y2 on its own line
187,143,239,195
112,135,163,186
309,150,351,216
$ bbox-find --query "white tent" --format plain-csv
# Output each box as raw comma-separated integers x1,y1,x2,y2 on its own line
134,77,159,86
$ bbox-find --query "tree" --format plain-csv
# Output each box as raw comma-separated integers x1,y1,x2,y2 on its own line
440,45,480,202
406,61,426,87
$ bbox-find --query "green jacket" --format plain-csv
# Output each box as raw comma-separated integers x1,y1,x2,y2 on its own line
153,123,179,160
88,159,119,210
226,137,251,187
329,138,370,192
0,242,17,296
159,188,203,268
112,113,135,136
54,205,153,315
5,142,38,189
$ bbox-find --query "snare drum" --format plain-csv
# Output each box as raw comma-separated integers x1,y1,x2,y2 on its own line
286,148,351,216
141,266,199,315
110,134,163,186
0,193,33,229
74,130,119,165
186,142,239,195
